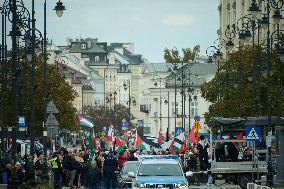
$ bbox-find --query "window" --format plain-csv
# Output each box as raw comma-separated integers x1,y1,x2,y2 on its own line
143,127,151,134
191,108,198,117
95,56,99,62
171,102,178,115
81,43,87,50
191,101,198,107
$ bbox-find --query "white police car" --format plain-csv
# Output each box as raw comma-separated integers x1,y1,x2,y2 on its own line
128,155,192,189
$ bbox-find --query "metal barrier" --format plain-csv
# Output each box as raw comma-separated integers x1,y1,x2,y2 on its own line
247,183,271,189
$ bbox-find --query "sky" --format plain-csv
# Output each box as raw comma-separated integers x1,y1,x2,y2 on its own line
27,0,218,62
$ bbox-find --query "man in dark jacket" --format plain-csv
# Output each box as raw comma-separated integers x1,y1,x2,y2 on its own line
87,161,101,189
103,151,118,189
62,154,76,187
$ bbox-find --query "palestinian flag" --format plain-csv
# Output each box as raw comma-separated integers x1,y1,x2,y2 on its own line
135,130,159,151
161,139,173,150
115,137,127,154
158,132,164,145
107,123,114,142
77,115,94,128
172,133,185,151
87,134,95,158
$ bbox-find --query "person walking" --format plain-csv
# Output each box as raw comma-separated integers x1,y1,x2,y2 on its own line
87,161,102,189
103,151,118,189
63,154,76,187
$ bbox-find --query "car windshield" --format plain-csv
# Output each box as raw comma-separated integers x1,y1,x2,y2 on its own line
122,162,140,174
137,164,182,176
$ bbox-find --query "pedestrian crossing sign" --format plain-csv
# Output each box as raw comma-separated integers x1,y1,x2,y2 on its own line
246,127,261,141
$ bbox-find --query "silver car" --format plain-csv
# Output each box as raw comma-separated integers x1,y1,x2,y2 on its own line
119,161,140,187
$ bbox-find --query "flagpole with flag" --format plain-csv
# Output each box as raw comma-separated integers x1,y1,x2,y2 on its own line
107,122,114,150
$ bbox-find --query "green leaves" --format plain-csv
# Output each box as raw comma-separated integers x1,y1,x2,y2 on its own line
164,45,200,63
201,45,284,122
84,104,135,132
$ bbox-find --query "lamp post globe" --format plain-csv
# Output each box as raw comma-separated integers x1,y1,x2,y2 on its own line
244,29,252,42
226,40,234,51
54,0,66,17
248,1,259,18
260,16,269,30
273,9,282,25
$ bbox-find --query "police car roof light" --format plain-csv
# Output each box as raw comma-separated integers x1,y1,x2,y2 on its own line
140,155,179,160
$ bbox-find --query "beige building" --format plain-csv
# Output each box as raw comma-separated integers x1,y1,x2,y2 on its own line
218,0,284,53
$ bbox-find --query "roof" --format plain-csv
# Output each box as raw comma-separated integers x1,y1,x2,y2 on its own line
146,63,173,73
69,39,107,54
123,49,144,65
165,62,217,87
141,159,179,165
209,116,284,128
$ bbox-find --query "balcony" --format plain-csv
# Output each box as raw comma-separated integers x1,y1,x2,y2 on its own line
140,104,151,113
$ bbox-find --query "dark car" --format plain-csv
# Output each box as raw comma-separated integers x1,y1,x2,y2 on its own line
118,161,140,188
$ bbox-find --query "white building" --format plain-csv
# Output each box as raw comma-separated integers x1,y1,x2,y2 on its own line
139,60,217,138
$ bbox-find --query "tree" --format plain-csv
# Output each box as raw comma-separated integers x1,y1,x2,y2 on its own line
164,45,200,63
84,104,135,133
201,45,284,122
3,54,78,136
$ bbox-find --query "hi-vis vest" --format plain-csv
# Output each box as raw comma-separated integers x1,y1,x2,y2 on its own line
51,157,60,169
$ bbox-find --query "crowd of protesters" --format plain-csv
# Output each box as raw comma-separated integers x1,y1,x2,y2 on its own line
0,133,278,189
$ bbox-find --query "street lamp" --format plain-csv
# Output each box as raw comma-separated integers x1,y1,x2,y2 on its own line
153,75,163,133
43,1,66,177
123,81,136,124
248,0,284,186
223,24,236,118
164,96,170,141
54,0,66,17
206,40,225,117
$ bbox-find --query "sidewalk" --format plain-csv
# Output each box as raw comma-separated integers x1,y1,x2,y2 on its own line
188,184,241,189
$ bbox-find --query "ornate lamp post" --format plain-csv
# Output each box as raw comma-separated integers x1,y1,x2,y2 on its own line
248,0,284,186
153,75,163,132
206,39,224,117
123,81,136,125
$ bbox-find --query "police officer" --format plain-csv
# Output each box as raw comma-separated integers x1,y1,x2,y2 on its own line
103,151,118,189
51,153,63,189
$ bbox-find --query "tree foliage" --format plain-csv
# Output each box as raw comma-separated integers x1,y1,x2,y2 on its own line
84,104,135,133
201,45,284,122
3,54,78,136
164,45,200,63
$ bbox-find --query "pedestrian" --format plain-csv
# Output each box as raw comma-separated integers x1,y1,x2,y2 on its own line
197,135,209,183
51,153,63,189
87,161,102,189
63,153,76,187
10,162,25,188
35,154,45,182
103,151,118,189
117,150,129,170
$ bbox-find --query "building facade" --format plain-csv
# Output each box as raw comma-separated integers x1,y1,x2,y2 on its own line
218,0,284,53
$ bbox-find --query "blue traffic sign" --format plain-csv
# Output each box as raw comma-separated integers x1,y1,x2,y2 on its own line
18,116,25,127
246,127,261,141
175,126,183,135
136,119,144,127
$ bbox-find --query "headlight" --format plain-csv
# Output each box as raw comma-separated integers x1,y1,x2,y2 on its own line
135,182,146,188
175,182,187,188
